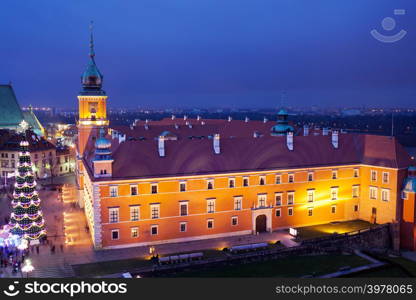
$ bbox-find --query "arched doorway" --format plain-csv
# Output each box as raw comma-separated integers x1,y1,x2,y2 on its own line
255,215,267,233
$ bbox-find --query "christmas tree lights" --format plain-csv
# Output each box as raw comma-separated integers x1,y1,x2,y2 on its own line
9,138,46,240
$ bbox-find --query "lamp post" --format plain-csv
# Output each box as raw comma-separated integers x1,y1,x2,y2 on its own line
21,259,34,278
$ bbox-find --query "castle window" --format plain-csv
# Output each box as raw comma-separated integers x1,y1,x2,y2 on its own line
130,206,140,221
307,172,314,182
275,208,281,217
207,219,214,229
354,205,359,212
109,207,119,223
111,229,119,240
150,204,160,219
180,222,187,232
151,183,158,194
331,205,337,214
352,185,360,198
130,185,138,196
179,182,186,192
307,189,314,203
207,198,215,213
259,176,266,185
180,202,188,216
288,174,294,183
231,216,238,226
287,192,295,205
275,175,281,184
288,207,294,216
308,207,313,217
243,177,249,187
207,179,214,190
229,178,235,188
151,225,158,235
257,194,267,208
131,227,139,238
353,168,359,178
110,186,118,197
371,170,377,182
331,187,338,200
332,170,338,179
275,193,282,206
381,189,390,202
382,172,389,184
234,196,242,210
369,186,377,200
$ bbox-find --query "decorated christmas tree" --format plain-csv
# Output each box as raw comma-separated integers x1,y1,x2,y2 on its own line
9,130,46,240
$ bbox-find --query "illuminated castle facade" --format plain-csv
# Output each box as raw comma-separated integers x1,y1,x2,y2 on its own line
76,32,416,251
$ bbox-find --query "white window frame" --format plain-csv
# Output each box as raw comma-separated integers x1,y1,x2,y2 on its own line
288,174,294,183
352,185,360,198
259,175,266,185
287,191,295,205
207,219,214,229
381,189,390,202
130,205,140,221
150,225,158,235
110,185,118,197
179,181,187,192
275,174,281,184
371,170,377,182
382,172,389,184
233,196,242,210
275,192,282,206
228,177,235,188
307,207,313,217
288,207,294,216
179,201,188,216
150,204,160,219
207,198,215,213
275,208,281,217
353,168,359,178
257,193,267,208
207,179,214,190
109,207,119,223
179,222,187,232
130,185,138,196
111,229,119,240
131,227,139,238
331,205,337,214
332,170,338,179
231,216,238,226
243,177,249,187
151,183,158,194
369,186,378,200
331,187,338,200
307,172,314,182
307,189,314,203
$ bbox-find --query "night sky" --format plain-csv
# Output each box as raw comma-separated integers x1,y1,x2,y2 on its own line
1,0,415,108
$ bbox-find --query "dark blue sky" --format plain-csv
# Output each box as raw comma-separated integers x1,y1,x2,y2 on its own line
0,0,415,108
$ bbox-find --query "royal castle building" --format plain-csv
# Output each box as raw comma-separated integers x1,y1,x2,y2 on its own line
76,31,416,251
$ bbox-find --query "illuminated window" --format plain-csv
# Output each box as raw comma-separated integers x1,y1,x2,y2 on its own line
287,192,295,205
307,189,314,203
151,183,158,194
151,225,158,235
353,168,359,178
131,227,139,238
207,179,214,190
130,206,140,221
243,177,249,187
331,205,336,214
150,204,160,219
382,172,389,184
259,176,266,185
231,216,238,226
111,229,119,240
381,189,390,202
179,202,188,216
180,222,187,232
275,208,281,217
109,207,119,223
371,170,377,181
207,198,215,213
288,174,294,183
331,187,338,200
275,193,282,206
288,207,294,216
275,175,281,184
332,170,338,179
234,196,242,210
130,185,138,196
229,178,235,188
207,219,214,229
257,194,267,208
307,207,313,217
179,182,186,192
110,186,118,197
307,172,314,182
352,185,360,198
369,186,377,200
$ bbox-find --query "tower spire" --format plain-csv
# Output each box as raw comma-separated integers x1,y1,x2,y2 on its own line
89,21,95,58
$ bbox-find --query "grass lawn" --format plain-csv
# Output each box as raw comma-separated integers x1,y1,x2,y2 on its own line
163,254,369,278
296,220,375,241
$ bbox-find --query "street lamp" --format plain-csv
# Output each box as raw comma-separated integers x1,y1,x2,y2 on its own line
21,259,34,278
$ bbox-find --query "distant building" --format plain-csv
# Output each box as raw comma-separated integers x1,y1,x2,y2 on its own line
76,30,416,251
0,84,45,136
